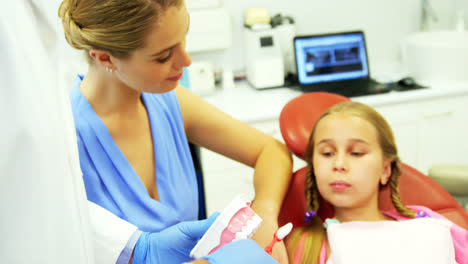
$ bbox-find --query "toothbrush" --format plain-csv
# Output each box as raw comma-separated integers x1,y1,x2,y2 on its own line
264,222,293,255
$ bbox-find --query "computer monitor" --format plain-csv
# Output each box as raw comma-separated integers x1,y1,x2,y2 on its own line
294,31,371,86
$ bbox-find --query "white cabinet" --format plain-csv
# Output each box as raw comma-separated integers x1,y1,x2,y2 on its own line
373,94,468,174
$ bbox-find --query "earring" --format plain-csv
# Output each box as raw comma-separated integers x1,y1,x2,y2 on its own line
109,68,113,73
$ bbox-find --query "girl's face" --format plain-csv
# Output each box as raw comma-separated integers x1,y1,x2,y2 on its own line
312,113,391,212
112,4,191,94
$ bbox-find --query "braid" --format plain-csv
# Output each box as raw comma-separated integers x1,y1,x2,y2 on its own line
286,163,324,264
389,160,417,218
288,164,324,264
305,164,320,212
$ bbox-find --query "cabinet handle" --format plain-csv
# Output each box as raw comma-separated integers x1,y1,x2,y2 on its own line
423,111,453,119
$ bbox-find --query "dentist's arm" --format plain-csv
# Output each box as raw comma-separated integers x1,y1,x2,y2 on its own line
177,86,293,263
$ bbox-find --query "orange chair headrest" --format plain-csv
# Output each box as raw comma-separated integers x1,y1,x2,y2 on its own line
279,92,350,160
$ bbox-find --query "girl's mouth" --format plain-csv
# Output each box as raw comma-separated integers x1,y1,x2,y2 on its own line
330,181,351,191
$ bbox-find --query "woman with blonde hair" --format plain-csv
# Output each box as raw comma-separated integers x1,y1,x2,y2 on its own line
58,0,291,263
286,102,467,264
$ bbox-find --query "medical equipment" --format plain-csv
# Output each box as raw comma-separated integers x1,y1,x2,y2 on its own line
186,61,216,96
264,222,293,255
271,13,296,75
190,194,262,259
244,25,284,89
244,7,271,27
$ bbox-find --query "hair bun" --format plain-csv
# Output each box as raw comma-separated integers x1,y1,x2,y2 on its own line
58,0,86,50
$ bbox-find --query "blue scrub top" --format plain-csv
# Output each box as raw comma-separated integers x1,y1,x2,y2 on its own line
70,75,198,232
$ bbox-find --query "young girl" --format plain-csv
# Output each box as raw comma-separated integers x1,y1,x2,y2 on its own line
286,101,468,264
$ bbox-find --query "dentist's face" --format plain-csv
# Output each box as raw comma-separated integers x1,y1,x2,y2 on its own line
112,4,192,94
312,113,390,211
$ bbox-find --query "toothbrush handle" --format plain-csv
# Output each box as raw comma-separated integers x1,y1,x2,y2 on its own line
264,237,279,255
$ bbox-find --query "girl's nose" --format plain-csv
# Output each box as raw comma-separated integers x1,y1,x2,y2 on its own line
333,153,348,172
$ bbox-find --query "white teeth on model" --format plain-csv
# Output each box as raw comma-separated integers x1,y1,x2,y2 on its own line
235,232,248,240
245,221,257,233
228,214,263,244
242,225,253,235
248,219,258,227
253,215,262,223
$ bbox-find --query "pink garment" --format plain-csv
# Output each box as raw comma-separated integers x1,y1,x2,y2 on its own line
293,205,468,264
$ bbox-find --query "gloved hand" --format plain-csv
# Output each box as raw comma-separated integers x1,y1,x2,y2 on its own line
203,239,280,264
132,212,219,264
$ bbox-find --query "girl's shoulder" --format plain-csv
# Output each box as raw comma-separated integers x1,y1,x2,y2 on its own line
383,205,435,220
383,205,462,222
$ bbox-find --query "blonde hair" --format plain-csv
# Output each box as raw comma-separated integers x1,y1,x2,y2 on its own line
58,0,183,64
288,101,416,264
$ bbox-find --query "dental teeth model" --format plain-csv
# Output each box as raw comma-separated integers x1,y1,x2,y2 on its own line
190,194,263,259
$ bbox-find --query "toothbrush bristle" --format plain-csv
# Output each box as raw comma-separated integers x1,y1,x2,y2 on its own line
276,222,293,240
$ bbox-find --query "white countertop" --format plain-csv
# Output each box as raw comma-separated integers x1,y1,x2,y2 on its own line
202,80,468,123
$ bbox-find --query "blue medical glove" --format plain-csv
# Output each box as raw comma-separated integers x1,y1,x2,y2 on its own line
132,212,219,264
203,239,279,264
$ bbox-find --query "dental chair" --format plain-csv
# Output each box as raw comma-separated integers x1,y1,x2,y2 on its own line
277,92,468,230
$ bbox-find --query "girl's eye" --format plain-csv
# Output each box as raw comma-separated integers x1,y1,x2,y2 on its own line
321,152,333,157
156,52,172,63
351,152,364,157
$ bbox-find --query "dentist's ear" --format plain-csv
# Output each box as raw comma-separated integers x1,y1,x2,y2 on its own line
380,160,392,185
89,49,115,71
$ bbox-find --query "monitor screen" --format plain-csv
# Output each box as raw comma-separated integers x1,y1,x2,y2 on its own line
294,32,370,85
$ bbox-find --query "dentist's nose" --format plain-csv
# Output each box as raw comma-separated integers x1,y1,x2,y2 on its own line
333,153,348,172
174,40,192,69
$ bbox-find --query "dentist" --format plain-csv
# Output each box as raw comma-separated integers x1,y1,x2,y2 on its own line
1,0,288,263
58,0,292,263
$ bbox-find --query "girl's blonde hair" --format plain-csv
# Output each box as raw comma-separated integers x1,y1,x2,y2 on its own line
287,101,416,264
58,0,183,63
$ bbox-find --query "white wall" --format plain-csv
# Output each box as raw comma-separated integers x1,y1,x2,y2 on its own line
190,0,464,76
425,0,467,30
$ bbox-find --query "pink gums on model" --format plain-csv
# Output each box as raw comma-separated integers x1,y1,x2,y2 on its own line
208,206,256,254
